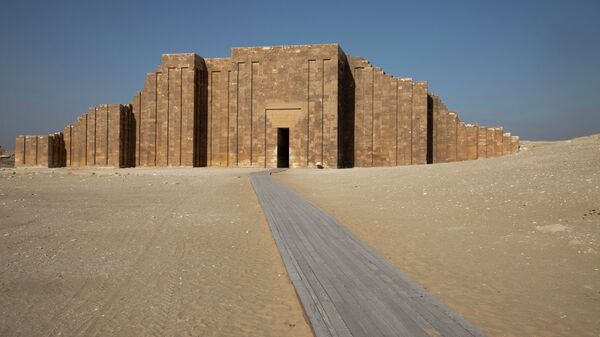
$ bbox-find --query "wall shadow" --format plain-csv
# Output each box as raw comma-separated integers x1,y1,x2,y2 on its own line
426,94,434,164
196,61,209,167
339,52,355,168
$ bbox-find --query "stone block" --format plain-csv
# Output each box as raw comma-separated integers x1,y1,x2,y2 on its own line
107,104,122,167
36,135,49,166
140,73,157,166
466,124,478,160
447,113,457,162
180,68,199,166
86,108,96,166
397,78,412,166
486,127,495,158
64,125,72,166
494,128,503,157
131,93,142,166
95,105,108,166
15,136,25,166
412,82,428,165
511,136,519,153
477,126,487,159
503,133,511,156
25,136,38,166
456,121,468,161
437,109,448,162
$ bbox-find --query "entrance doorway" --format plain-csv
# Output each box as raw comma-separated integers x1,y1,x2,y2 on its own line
277,128,289,168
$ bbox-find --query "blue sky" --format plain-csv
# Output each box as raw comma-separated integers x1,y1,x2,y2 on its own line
1,0,599,148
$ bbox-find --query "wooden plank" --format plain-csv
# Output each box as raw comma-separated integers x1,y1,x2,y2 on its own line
250,171,486,337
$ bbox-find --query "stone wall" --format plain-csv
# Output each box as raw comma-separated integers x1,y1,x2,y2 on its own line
64,104,134,168
15,133,64,167
204,44,342,168
477,126,487,159
14,44,519,169
427,93,519,163
466,124,478,160
132,54,203,167
457,121,468,161
349,57,429,167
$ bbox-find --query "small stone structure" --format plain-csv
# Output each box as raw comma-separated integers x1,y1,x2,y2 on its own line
15,133,65,167
15,44,518,168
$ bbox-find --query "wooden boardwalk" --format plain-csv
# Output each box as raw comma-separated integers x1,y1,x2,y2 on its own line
250,171,486,337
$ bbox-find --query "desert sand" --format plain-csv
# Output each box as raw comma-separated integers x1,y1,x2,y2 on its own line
0,168,312,337
277,135,600,337
1,135,598,337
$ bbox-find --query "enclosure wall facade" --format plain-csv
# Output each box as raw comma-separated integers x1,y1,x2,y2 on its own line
63,104,134,168
15,134,64,167
204,45,343,168
15,43,519,169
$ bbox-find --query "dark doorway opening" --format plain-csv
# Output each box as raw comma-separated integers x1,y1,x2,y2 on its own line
426,95,434,164
277,128,289,168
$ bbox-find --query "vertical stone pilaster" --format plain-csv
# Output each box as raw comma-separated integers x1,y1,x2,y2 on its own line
15,136,25,166
412,81,428,165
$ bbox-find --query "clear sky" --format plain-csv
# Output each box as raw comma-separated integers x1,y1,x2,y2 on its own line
1,0,599,149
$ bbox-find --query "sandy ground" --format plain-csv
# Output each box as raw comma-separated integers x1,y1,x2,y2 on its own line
0,168,312,337
0,151,14,168
277,135,600,337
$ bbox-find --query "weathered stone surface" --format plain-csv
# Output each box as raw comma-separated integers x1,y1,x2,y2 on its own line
486,127,496,158
44,104,134,168
25,136,38,166
95,105,108,166
14,133,64,167
437,108,449,162
494,128,504,157
477,126,487,159
131,93,141,166
16,44,519,169
64,125,72,166
107,104,122,167
456,121,468,161
428,94,441,163
397,78,413,166
36,135,49,166
511,136,519,154
466,124,478,160
447,113,458,162
86,108,96,166
135,55,203,167
14,136,25,167
412,82,428,165
503,133,511,156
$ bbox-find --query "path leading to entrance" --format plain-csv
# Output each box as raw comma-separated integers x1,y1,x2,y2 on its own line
250,170,486,337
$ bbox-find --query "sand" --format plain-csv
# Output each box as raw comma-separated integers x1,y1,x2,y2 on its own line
277,135,600,337
0,168,312,337
2,135,598,337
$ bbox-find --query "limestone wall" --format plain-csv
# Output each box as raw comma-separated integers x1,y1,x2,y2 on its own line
457,121,468,161
132,54,203,167
65,104,134,168
436,99,449,162
466,124,478,160
426,93,519,163
204,44,342,168
14,44,519,169
477,126,487,159
15,133,64,167
349,57,429,167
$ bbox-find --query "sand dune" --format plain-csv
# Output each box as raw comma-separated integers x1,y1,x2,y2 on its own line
0,168,312,337
277,135,600,337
